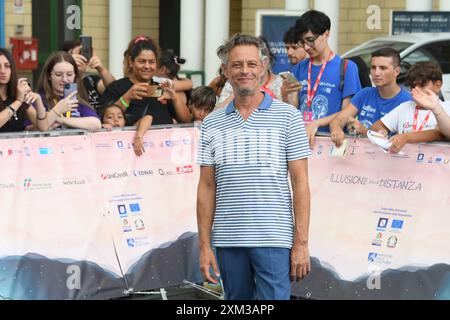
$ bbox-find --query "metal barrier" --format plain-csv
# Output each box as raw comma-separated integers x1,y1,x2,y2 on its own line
0,123,199,140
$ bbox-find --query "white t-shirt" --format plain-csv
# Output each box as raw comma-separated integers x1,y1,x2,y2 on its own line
381,100,450,134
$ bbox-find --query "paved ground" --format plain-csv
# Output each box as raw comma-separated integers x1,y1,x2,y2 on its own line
115,283,223,300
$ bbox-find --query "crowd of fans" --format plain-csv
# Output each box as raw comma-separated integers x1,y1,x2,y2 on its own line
1,9,450,157
0,36,216,156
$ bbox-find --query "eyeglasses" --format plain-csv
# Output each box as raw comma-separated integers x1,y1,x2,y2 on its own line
297,34,321,48
51,72,75,80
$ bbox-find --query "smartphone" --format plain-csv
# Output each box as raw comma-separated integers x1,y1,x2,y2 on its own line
80,36,93,61
147,84,163,98
63,83,79,117
64,83,78,99
279,71,298,84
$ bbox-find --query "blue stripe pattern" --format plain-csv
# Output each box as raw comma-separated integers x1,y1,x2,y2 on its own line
198,93,311,248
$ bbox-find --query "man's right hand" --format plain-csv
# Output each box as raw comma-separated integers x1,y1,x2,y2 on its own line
330,127,346,147
199,246,221,284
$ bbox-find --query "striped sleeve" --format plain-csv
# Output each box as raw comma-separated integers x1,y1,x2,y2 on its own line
286,109,312,161
197,120,215,166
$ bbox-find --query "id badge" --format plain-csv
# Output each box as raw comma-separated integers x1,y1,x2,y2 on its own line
303,111,313,124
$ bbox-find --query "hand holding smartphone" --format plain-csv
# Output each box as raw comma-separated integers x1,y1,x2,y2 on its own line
146,84,163,98
80,36,93,61
63,83,79,117
64,83,78,100
279,71,299,84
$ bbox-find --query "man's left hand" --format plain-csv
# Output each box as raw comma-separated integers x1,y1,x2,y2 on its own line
290,241,311,282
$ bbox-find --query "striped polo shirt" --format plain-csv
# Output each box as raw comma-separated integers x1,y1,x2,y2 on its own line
198,93,311,248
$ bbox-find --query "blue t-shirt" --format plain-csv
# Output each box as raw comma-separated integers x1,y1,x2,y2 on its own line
291,55,362,132
351,87,412,129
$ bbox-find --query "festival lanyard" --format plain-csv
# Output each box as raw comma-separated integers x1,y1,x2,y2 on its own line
306,51,334,108
412,108,432,132
260,72,276,98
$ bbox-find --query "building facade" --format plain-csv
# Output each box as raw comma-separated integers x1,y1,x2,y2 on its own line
1,0,449,83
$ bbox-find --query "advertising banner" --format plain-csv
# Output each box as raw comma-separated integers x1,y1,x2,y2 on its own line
0,135,125,300
0,128,202,300
92,129,201,292
292,137,450,299
1,129,449,299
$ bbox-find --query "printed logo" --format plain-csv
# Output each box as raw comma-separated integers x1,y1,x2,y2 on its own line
122,226,132,233
143,141,156,148
39,147,53,155
416,153,425,162
158,168,174,176
62,177,86,186
24,146,31,157
391,220,404,229
100,172,129,180
133,169,154,177
165,140,175,147
23,178,52,190
118,205,127,217
371,233,383,247
95,143,111,149
135,218,145,231
126,236,150,247
368,252,378,262
0,182,14,189
130,203,141,213
126,238,135,248
386,235,398,248
377,218,389,229
24,178,32,188
434,156,443,164
362,105,376,113
176,165,193,174
8,149,14,156
317,145,323,155
367,252,393,265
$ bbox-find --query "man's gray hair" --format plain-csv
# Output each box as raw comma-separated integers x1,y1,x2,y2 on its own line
217,33,268,66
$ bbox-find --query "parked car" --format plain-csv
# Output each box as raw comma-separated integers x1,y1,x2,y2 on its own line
342,33,450,100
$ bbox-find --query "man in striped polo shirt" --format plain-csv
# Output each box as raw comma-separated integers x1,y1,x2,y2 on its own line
197,34,312,300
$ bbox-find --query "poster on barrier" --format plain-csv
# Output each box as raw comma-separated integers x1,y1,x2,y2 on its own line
255,10,301,74
292,137,450,299
0,135,126,300
92,127,202,293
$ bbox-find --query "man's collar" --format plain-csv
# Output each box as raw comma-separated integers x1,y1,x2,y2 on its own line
225,92,273,115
